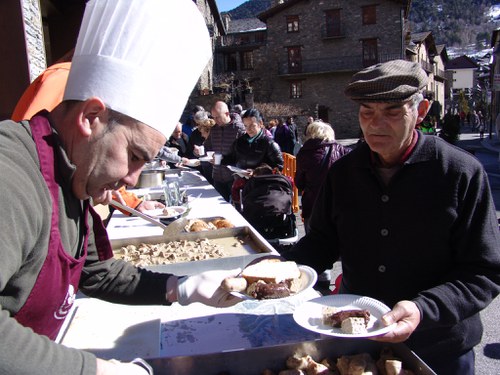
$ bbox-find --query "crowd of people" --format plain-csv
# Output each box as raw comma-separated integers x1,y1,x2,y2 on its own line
2,0,499,374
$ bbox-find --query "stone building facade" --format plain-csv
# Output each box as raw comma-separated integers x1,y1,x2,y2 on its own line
216,0,412,138
1,0,224,122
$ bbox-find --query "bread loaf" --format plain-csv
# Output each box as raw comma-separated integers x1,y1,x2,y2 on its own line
241,260,301,284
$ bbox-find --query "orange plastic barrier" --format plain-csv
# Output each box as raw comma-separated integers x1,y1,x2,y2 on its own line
281,152,300,213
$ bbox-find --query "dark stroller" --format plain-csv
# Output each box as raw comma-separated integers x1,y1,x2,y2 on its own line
240,171,298,251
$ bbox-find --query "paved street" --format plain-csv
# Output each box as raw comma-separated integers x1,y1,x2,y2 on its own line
457,130,500,375
295,129,500,374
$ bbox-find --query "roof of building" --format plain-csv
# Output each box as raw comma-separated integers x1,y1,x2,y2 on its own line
411,31,432,43
227,17,266,34
445,55,479,70
258,0,412,21
435,44,449,63
410,31,438,56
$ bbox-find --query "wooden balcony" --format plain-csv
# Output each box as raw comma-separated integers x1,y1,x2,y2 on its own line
215,34,267,49
420,60,433,73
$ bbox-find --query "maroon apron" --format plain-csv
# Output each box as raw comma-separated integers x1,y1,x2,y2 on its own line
14,114,113,340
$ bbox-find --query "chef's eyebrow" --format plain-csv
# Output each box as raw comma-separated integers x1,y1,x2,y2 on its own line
134,145,155,162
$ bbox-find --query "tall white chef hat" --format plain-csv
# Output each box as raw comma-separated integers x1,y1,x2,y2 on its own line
63,0,211,138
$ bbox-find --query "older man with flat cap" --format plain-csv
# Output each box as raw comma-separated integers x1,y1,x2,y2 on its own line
0,0,242,374
284,59,500,374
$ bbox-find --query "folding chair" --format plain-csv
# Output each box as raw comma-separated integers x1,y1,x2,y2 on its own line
281,152,300,213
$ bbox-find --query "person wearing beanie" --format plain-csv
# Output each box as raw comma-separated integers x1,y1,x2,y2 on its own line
0,1,242,374
284,59,500,374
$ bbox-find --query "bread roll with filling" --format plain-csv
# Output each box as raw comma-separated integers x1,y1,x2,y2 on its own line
241,260,301,284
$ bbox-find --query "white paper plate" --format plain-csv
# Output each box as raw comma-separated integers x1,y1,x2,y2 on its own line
184,159,201,167
231,265,317,300
198,156,212,162
293,294,396,338
227,165,251,175
144,206,186,219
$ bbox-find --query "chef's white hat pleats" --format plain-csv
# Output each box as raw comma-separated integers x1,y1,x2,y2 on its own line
64,0,212,137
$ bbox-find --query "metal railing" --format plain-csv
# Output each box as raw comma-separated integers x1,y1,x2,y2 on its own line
420,60,433,73
277,54,404,75
321,24,346,39
215,34,267,48
435,67,446,79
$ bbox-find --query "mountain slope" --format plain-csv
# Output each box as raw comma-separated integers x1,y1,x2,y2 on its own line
410,0,500,49
224,0,272,19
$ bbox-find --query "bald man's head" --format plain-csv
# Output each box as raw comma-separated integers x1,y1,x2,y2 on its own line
211,101,231,126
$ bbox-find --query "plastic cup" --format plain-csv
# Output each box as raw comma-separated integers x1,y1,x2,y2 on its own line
198,145,205,156
214,153,222,165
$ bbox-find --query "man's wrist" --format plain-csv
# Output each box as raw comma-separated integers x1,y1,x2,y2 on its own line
166,276,179,303
134,200,144,210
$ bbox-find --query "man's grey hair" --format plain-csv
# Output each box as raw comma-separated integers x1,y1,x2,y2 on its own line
410,93,424,110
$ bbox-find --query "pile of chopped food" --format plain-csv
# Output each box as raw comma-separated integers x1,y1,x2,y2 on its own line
258,347,414,375
116,238,226,267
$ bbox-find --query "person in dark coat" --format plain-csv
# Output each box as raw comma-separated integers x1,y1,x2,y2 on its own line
295,120,350,232
167,122,189,156
284,60,500,375
273,117,295,154
222,108,284,209
222,108,284,171
204,101,245,201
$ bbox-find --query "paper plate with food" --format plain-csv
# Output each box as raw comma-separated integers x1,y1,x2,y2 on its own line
183,159,201,167
293,294,396,338
227,165,252,178
198,155,213,162
144,206,187,222
221,259,317,300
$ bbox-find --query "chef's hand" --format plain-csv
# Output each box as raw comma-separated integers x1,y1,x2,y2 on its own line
93,189,127,206
136,200,165,212
371,300,421,343
176,269,244,307
96,358,153,375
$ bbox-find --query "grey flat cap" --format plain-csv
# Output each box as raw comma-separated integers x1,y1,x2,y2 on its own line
344,59,428,102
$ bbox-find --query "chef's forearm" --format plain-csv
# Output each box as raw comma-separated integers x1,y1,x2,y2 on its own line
0,309,97,375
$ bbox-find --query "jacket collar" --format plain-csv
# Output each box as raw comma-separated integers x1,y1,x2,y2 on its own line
353,130,438,169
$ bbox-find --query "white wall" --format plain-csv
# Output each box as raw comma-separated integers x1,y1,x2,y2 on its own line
451,69,475,89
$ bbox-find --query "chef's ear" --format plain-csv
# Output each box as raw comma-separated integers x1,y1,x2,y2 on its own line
78,97,107,137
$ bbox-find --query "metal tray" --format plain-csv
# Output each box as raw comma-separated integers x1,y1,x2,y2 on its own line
147,337,436,375
111,225,276,274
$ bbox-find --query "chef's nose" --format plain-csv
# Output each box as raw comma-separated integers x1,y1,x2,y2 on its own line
123,168,143,187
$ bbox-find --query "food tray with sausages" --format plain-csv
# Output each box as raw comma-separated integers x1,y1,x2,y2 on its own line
146,337,436,375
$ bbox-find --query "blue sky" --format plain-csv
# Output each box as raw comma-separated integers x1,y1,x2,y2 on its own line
216,0,248,12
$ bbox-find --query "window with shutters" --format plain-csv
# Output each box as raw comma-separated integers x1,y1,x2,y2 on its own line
362,5,377,25
290,81,302,99
325,9,342,37
286,15,300,33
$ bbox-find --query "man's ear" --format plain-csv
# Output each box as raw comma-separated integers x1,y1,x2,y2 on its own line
77,97,107,137
416,99,430,125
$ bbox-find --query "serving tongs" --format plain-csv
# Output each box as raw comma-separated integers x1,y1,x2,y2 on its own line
110,199,168,230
